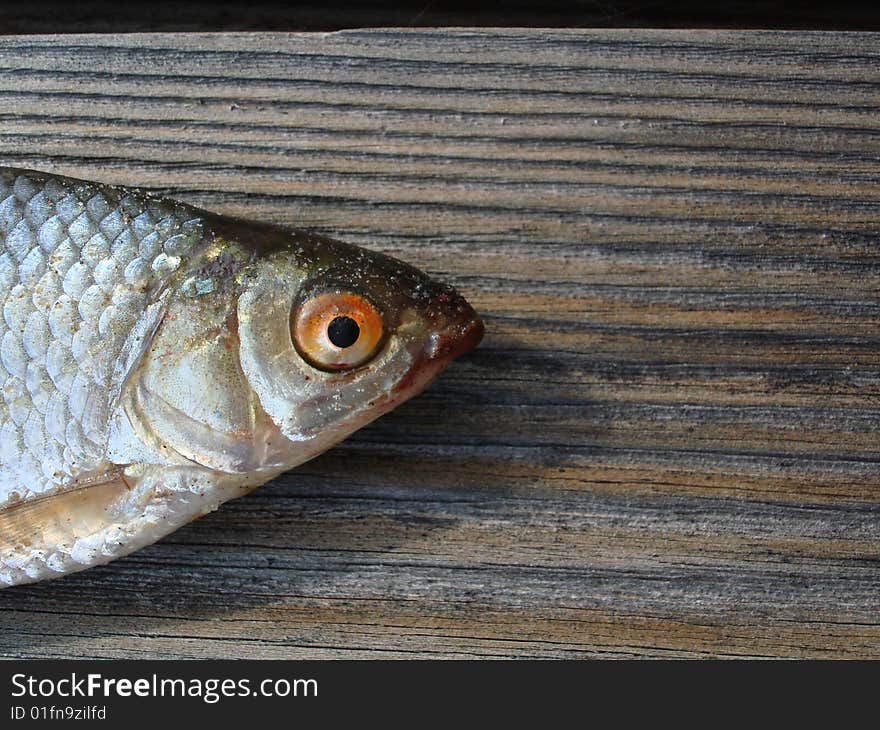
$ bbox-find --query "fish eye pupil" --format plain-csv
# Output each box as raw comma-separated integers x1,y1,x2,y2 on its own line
327,316,360,348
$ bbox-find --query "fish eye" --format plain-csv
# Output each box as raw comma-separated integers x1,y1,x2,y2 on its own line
291,291,385,371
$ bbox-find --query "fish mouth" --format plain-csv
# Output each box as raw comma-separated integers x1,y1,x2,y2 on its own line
421,282,485,363
391,300,484,401
424,315,485,362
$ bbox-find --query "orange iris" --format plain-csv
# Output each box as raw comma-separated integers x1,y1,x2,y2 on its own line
291,291,385,371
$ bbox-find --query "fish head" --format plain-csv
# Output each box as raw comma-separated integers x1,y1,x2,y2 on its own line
115,220,482,475
223,223,484,469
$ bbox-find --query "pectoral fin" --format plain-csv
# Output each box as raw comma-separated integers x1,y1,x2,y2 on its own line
0,471,129,556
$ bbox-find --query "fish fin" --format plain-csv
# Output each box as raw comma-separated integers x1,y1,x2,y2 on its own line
0,473,131,555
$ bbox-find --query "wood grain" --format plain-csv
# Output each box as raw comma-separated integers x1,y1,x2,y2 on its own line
0,29,878,658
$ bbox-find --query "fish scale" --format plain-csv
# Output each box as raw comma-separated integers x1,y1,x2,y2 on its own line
0,168,203,510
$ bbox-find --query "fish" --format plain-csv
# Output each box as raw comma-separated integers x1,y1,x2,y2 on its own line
0,167,483,587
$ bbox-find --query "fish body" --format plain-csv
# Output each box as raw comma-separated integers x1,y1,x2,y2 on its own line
0,167,483,587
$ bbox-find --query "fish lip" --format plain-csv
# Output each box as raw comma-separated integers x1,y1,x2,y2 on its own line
425,314,485,362
391,313,484,399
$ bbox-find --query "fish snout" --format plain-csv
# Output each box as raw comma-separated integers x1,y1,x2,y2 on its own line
422,284,484,363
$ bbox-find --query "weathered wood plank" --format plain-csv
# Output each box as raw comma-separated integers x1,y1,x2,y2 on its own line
0,29,878,658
